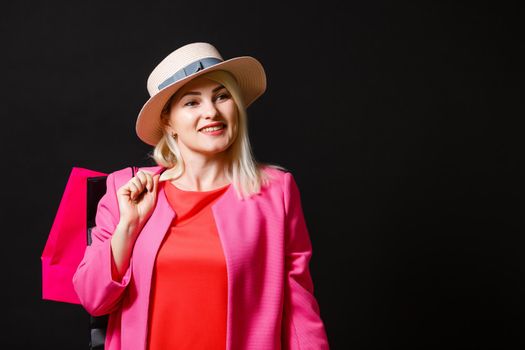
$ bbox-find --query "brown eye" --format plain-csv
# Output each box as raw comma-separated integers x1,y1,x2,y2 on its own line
216,93,230,101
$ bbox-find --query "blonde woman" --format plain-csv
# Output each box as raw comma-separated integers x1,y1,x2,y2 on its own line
73,42,329,350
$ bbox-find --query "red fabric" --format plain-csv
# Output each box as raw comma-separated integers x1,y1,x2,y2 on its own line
147,181,230,349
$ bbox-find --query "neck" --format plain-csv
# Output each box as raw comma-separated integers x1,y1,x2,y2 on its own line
168,146,231,192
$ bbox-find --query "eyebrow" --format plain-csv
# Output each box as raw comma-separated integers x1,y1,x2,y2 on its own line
179,85,226,99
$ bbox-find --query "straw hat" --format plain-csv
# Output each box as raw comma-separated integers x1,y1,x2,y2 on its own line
135,42,267,146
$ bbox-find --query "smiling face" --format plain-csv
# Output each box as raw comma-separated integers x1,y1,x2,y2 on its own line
164,75,239,159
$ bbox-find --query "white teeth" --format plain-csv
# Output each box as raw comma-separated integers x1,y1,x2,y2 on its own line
200,125,224,132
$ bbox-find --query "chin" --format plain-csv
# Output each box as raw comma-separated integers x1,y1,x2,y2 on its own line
198,145,230,156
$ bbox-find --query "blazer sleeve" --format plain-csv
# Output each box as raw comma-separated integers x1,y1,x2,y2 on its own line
282,171,330,349
72,171,133,317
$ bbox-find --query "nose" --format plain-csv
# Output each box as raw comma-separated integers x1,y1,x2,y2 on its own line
201,99,220,119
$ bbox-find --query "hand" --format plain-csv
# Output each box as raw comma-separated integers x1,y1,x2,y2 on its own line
116,170,160,236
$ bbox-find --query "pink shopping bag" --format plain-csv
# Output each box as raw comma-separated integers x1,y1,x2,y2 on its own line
41,167,107,304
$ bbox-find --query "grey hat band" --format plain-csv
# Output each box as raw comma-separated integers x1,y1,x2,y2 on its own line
157,57,223,90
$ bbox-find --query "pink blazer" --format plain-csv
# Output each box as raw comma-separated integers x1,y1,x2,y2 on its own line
72,164,329,350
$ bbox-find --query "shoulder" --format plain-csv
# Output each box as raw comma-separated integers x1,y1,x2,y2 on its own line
259,163,301,195
261,163,300,182
261,164,289,186
106,165,165,187
261,164,306,210
137,165,165,176
109,165,164,176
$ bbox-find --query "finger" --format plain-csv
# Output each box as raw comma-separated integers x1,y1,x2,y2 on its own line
137,171,153,192
139,171,153,192
136,170,147,182
152,174,160,191
135,171,149,189
129,182,141,200
135,171,150,192
131,177,145,194
144,172,153,192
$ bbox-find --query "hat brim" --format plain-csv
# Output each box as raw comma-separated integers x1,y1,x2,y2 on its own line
135,56,266,146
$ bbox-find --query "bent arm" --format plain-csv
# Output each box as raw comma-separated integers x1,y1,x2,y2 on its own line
111,220,139,281
282,172,330,350
72,172,134,316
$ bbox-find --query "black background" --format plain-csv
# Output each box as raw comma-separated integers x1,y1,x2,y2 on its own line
1,1,523,349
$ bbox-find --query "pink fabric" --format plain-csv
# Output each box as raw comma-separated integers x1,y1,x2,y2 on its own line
72,165,329,349
42,167,107,304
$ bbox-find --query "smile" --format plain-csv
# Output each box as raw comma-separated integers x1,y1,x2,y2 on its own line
199,124,226,135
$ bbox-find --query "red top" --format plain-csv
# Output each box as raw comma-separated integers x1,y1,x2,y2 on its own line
146,180,230,349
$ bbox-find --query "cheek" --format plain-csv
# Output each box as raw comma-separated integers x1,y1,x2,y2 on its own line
232,108,236,130
171,112,195,133
229,111,239,134
226,104,239,125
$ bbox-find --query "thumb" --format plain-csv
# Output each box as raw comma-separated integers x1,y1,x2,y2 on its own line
152,174,160,190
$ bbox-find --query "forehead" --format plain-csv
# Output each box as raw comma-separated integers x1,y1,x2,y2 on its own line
178,76,222,94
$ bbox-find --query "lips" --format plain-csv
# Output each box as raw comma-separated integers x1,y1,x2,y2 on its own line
198,122,226,131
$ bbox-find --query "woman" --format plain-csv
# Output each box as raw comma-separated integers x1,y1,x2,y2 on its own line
73,42,329,350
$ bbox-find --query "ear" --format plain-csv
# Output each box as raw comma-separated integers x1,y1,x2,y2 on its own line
165,125,176,137
160,113,174,133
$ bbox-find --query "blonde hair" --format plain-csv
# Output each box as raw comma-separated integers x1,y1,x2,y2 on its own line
150,70,287,200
